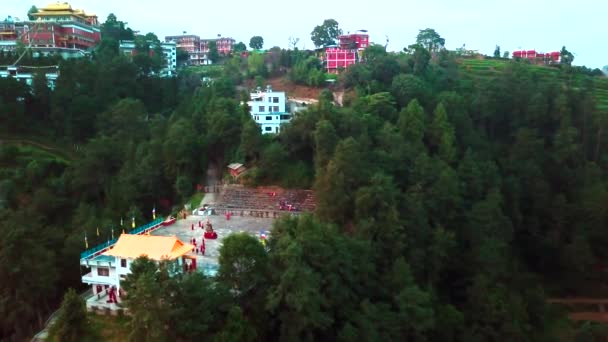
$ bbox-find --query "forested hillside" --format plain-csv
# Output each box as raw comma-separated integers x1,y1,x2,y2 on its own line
2,18,608,340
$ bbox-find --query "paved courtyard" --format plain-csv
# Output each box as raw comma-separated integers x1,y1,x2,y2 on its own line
151,211,276,271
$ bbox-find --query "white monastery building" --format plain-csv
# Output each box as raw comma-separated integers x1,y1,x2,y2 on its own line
80,234,194,309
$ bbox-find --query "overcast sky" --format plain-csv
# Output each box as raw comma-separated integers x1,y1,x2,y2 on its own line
4,0,607,68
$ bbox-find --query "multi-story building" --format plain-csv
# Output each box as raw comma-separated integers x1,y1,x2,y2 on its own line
165,34,235,65
247,85,292,134
119,40,177,77
200,37,235,55
0,18,19,52
165,34,199,53
0,17,21,44
80,234,194,309
0,65,59,89
0,2,101,58
325,31,369,73
165,34,209,65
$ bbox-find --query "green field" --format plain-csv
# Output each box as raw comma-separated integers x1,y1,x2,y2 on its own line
458,58,608,112
182,64,225,77
0,135,75,164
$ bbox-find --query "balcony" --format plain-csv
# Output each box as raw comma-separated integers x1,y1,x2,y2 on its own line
81,272,115,285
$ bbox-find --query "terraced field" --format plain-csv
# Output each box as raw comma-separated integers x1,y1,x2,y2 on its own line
458,58,608,112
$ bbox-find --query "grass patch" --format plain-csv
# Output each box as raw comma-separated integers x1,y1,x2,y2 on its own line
183,65,225,77
0,134,76,162
189,191,205,209
89,313,130,341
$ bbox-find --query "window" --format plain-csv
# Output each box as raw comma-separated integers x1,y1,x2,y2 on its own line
121,259,127,268
265,127,272,131
266,116,272,120
273,97,279,103
273,106,279,112
259,105,265,112
280,115,290,120
97,267,110,276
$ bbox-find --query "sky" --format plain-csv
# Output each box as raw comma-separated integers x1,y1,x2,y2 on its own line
4,0,607,68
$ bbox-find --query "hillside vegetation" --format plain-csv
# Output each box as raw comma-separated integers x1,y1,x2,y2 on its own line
3,18,608,340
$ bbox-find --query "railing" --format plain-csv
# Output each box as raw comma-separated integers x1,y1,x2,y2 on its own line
79,218,164,260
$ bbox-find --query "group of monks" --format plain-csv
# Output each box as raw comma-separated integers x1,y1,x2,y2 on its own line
191,237,206,255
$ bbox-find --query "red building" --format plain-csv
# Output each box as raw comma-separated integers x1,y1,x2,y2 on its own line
512,50,560,64
200,37,235,55
325,32,369,74
11,2,101,58
165,35,235,65
165,34,200,53
0,19,20,41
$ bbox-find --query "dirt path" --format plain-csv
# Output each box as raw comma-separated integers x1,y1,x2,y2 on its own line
200,163,221,206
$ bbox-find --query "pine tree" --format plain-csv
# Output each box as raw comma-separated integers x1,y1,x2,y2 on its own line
49,289,91,342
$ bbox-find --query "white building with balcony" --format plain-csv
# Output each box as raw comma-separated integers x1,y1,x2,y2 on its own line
0,65,59,89
80,234,194,310
119,40,177,77
247,85,292,134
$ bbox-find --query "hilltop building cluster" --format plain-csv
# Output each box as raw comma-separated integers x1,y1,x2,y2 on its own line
512,50,561,64
0,4,568,102
164,34,235,65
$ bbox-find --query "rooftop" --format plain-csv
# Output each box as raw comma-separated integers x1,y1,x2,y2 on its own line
103,234,194,260
33,2,97,19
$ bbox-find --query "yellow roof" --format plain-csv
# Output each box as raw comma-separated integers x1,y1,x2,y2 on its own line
40,2,73,11
103,234,194,260
34,11,79,16
33,2,97,19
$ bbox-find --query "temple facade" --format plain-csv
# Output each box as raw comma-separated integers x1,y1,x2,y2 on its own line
0,2,101,58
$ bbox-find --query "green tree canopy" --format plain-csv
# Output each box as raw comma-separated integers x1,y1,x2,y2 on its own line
233,41,247,53
48,289,92,342
27,5,38,20
560,45,574,66
415,28,445,52
310,19,342,48
249,36,264,50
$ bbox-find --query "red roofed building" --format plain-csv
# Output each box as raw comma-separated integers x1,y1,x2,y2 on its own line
227,163,247,178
